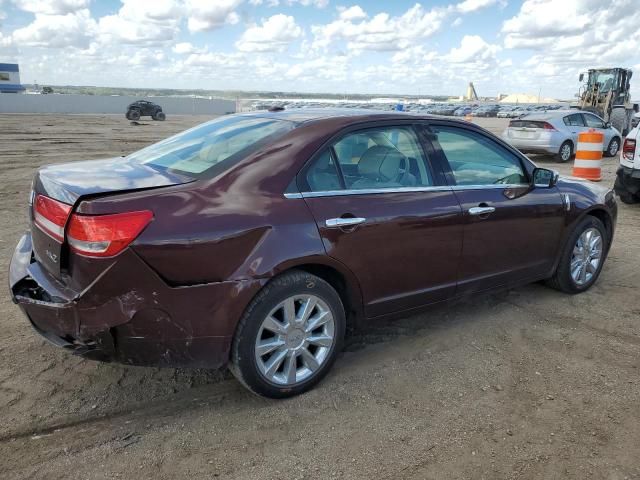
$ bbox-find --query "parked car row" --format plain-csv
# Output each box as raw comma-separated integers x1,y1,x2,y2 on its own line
249,101,568,118
388,103,565,118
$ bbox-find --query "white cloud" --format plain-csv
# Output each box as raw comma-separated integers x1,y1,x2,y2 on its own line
13,0,89,15
337,5,367,21
446,35,500,63
97,0,182,45
312,0,502,53
12,9,96,48
456,0,505,14
501,0,640,87
312,4,451,52
236,14,302,52
250,0,328,7
173,41,197,54
502,0,593,49
4,0,639,99
186,0,242,32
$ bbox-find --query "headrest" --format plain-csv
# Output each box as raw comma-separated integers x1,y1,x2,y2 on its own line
357,146,406,181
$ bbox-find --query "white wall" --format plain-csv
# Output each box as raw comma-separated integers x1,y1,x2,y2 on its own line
0,94,236,115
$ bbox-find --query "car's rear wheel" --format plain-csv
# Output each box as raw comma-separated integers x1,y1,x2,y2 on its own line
230,270,345,398
128,109,141,121
604,137,620,157
547,216,608,294
556,141,573,163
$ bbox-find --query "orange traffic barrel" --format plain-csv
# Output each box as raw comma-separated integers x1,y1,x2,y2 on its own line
572,129,603,181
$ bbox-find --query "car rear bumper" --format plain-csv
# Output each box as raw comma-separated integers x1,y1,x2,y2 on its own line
502,137,561,155
9,232,264,369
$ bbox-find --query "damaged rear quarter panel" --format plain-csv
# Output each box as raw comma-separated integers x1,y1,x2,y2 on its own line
77,177,328,287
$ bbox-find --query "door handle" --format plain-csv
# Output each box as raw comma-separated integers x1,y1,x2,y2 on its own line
325,217,366,228
468,206,495,216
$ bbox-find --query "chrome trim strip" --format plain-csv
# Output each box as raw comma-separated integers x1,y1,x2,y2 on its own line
452,184,530,191
284,184,530,199
284,192,304,199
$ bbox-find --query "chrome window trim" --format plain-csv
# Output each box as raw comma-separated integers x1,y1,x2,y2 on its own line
284,183,531,199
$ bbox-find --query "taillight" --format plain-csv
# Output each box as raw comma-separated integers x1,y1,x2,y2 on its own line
542,122,556,131
67,210,153,257
623,138,636,161
34,194,72,242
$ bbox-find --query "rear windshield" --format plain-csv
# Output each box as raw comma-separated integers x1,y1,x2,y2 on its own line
509,120,547,128
128,115,295,176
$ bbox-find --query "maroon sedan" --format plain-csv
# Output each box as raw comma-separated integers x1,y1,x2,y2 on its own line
10,109,617,398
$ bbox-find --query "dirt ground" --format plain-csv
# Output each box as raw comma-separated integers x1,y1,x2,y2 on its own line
1,114,639,480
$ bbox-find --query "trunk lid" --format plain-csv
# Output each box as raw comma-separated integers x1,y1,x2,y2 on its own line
30,157,194,279
507,120,554,140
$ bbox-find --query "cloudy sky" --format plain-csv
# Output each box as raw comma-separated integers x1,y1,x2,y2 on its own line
0,0,639,99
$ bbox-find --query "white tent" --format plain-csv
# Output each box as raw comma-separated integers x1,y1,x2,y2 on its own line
499,93,558,104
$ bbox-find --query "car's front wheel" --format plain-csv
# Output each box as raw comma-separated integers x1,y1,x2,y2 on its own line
547,216,608,294
230,270,345,398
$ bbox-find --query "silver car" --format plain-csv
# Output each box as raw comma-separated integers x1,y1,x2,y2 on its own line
502,110,622,162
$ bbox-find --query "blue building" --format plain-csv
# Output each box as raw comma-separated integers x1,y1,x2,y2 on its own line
0,63,26,93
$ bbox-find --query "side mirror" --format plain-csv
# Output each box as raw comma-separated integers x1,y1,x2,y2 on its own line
579,73,584,82
532,168,559,188
604,121,611,129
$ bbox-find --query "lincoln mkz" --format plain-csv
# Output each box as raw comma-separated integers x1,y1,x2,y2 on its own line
10,109,617,397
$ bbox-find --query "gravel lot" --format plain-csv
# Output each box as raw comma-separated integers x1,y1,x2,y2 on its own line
1,114,639,479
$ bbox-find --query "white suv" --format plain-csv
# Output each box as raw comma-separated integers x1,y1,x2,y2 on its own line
615,122,640,203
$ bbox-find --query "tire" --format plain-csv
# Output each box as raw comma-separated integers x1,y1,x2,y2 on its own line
229,270,346,398
556,140,573,163
614,175,640,204
618,192,640,204
546,216,608,294
610,107,630,136
128,109,141,121
604,137,620,157
152,111,166,121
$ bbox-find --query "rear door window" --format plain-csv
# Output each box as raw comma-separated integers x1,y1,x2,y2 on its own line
332,126,433,190
305,150,343,192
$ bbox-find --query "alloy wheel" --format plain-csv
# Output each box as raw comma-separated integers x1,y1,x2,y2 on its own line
609,139,619,156
254,294,335,386
570,227,603,286
560,143,572,162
